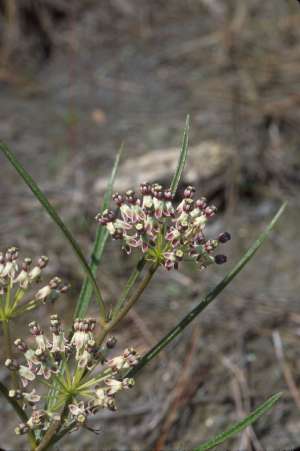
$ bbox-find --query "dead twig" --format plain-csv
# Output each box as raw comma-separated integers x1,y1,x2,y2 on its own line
222,355,264,451
272,330,300,410
154,326,201,451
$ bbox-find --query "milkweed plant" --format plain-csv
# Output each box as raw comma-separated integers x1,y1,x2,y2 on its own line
0,117,285,451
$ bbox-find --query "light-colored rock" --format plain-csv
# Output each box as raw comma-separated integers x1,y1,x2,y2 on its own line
94,141,232,194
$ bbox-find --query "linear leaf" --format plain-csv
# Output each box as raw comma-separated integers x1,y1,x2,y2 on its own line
127,202,287,376
195,393,281,450
170,114,190,195
0,141,106,320
74,146,123,318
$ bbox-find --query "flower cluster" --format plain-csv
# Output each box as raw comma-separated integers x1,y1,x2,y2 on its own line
96,183,231,270
5,316,138,435
0,247,68,320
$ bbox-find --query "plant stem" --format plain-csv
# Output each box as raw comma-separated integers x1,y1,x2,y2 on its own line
112,257,146,317
2,319,19,389
44,420,76,449
35,400,71,451
0,380,36,449
112,262,158,326
97,262,159,347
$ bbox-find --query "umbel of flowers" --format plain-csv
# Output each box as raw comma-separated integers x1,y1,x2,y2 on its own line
0,247,68,321
96,183,231,270
5,316,138,436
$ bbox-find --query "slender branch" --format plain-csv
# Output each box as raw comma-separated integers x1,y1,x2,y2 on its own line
35,418,61,451
97,262,159,346
43,420,76,449
2,319,19,389
35,400,71,451
112,257,146,317
112,262,158,326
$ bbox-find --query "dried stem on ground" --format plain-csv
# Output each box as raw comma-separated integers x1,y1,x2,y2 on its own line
222,355,263,451
272,330,300,410
154,326,200,451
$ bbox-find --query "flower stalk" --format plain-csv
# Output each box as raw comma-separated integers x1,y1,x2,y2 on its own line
97,261,159,347
2,319,19,388
35,400,71,451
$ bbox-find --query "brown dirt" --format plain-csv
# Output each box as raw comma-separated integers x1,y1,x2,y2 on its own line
0,1,300,450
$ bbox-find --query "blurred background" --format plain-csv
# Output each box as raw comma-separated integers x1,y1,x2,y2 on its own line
0,0,300,449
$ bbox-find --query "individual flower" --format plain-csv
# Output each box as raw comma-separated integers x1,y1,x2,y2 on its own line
0,247,69,321
7,316,138,436
95,183,231,271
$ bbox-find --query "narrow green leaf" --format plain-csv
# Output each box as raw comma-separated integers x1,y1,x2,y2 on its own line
48,147,122,410
170,114,190,195
127,202,287,376
74,146,123,318
195,393,282,450
0,141,106,320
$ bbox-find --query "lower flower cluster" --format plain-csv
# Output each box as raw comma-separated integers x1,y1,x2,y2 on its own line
96,183,231,270
5,316,138,436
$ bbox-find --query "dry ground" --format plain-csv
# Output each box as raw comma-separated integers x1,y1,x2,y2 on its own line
0,1,300,450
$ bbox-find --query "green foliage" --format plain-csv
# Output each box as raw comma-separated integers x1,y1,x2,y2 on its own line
74,146,122,318
170,114,190,195
128,202,287,376
0,141,106,321
195,393,282,450
0,119,286,450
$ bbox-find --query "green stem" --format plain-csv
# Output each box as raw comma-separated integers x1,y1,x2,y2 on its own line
112,262,158,325
35,399,71,451
9,287,26,312
97,262,159,346
0,380,37,449
5,282,11,312
112,257,146,317
2,319,19,389
44,420,76,449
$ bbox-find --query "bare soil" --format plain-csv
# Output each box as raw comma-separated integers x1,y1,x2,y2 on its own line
0,1,300,450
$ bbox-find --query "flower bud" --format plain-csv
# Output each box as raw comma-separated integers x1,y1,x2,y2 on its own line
184,185,196,198
218,232,231,243
106,336,117,349
38,256,49,269
215,254,227,264
140,183,152,195
15,423,29,435
14,338,28,353
9,389,23,400
112,192,125,206
5,358,20,371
